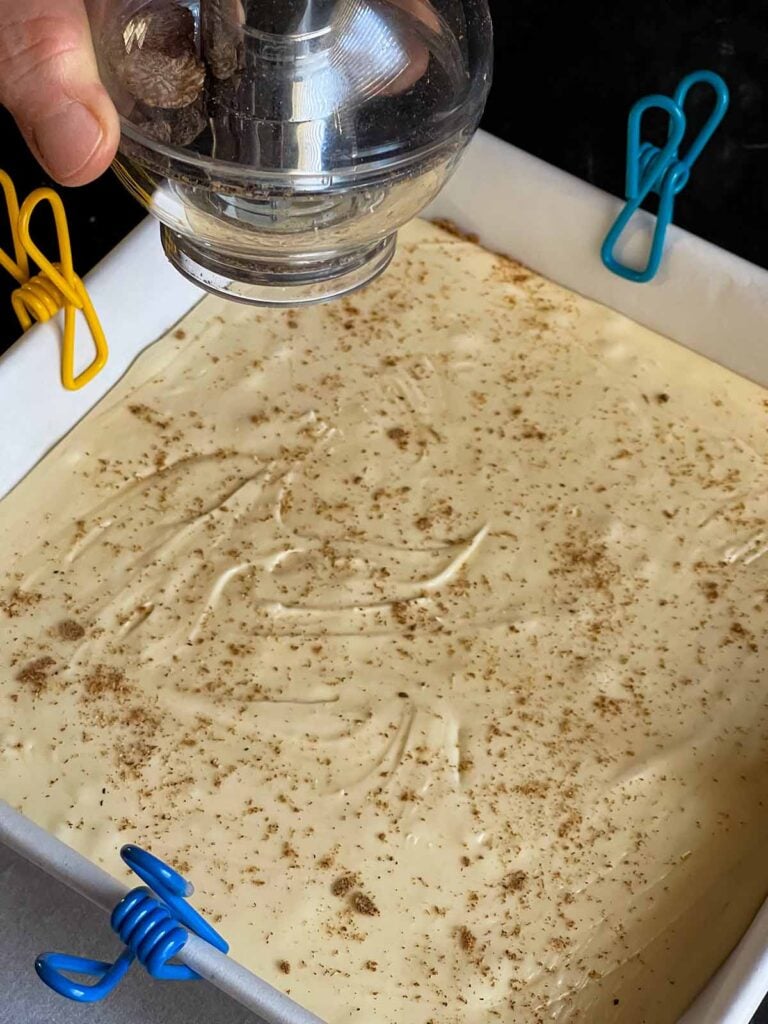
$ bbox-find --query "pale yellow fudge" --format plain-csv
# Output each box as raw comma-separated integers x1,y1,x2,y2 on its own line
1,221,767,1024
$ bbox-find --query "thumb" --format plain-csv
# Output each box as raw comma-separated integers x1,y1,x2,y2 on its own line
0,0,119,185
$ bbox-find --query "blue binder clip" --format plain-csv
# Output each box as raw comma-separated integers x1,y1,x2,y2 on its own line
35,845,229,1003
601,70,729,283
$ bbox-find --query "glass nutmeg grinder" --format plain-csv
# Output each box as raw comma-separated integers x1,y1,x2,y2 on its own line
86,0,493,305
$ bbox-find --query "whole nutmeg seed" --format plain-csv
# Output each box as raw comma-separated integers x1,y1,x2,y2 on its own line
122,50,205,109
126,0,196,57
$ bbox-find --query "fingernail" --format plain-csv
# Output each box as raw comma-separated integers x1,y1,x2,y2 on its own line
33,102,103,182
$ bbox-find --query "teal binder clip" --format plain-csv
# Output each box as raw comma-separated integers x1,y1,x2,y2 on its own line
601,71,729,283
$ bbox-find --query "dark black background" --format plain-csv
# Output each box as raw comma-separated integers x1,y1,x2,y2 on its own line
0,4,767,1017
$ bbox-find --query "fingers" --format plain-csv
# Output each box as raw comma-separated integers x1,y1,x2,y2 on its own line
386,0,441,36
382,0,440,95
0,0,119,185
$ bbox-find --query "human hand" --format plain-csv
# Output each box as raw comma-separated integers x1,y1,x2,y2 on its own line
384,0,440,92
0,0,436,187
0,0,119,186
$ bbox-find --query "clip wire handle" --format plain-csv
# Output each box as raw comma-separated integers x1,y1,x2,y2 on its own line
601,70,730,284
0,170,29,284
35,845,229,1004
0,174,108,390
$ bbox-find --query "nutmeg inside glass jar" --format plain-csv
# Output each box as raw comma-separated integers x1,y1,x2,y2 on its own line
87,0,493,305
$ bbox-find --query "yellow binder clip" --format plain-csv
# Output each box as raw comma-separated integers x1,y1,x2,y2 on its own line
0,170,108,391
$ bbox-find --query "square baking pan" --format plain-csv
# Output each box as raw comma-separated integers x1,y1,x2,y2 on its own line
1,130,766,1024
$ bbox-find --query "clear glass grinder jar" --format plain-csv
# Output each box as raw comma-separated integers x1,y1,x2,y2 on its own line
86,0,493,305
